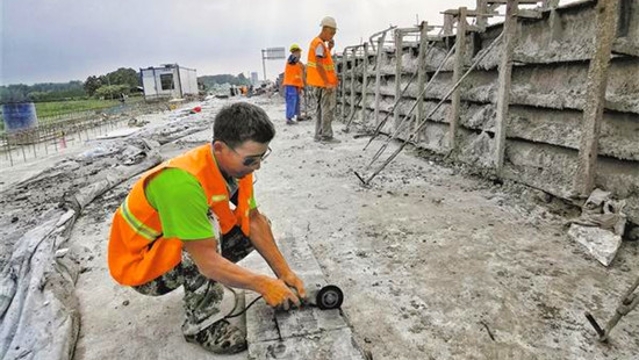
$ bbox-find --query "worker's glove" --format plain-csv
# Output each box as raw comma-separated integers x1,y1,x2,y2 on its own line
279,271,307,301
256,276,301,311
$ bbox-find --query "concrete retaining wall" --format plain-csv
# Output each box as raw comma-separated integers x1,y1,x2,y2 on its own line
337,0,639,225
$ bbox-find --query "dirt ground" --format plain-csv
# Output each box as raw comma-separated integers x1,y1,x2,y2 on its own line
8,97,638,359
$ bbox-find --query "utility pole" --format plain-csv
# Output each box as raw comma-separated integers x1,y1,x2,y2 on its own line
261,50,267,81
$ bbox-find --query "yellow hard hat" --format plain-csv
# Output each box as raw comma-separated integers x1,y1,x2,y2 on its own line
290,43,302,52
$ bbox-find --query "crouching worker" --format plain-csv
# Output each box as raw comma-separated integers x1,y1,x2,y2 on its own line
107,102,306,354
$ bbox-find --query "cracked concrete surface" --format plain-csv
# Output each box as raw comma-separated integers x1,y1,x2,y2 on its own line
2,97,639,359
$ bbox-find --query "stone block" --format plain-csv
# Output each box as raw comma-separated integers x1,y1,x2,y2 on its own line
568,224,622,266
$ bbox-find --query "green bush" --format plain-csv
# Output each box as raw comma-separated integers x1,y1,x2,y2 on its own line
94,84,130,99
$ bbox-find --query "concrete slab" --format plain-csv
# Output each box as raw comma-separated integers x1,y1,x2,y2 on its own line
244,237,366,360
248,328,366,360
568,224,623,266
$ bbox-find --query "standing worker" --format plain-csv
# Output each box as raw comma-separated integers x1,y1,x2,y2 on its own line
306,16,340,143
282,43,305,125
108,102,306,354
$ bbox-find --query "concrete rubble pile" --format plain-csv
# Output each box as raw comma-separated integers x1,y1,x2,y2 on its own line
0,110,210,360
568,188,628,266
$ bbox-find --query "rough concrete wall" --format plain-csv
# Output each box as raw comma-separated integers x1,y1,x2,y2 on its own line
515,2,599,64
338,0,639,224
626,0,639,40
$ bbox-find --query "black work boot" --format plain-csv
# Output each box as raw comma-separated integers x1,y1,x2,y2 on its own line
184,319,247,354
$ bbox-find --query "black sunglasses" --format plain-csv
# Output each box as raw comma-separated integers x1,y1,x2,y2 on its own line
226,144,271,166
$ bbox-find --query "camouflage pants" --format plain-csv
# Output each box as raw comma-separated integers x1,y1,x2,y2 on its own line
313,86,337,140
132,226,254,354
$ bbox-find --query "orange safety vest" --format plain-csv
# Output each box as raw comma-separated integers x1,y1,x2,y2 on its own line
107,143,253,286
306,37,338,88
282,59,304,88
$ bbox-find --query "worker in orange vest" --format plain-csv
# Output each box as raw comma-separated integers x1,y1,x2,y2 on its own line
282,43,305,125
107,102,305,354
307,16,340,144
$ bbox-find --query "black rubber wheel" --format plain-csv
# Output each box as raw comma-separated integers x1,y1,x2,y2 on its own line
316,285,344,310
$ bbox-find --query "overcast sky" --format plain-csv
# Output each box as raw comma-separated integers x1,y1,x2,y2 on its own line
1,0,575,85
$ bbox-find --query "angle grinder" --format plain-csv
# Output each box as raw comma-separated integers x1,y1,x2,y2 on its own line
225,284,344,319
305,285,344,310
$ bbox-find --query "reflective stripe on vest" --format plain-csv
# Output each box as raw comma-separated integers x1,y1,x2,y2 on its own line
307,61,334,71
119,196,162,241
210,194,227,203
108,143,253,286
306,37,338,87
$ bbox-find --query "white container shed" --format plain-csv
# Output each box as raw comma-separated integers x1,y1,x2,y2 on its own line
140,64,198,100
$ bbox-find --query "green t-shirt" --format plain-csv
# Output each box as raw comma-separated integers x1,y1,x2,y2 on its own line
145,168,257,241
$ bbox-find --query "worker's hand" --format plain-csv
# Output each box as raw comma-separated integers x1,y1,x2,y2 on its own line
280,271,307,301
256,276,300,310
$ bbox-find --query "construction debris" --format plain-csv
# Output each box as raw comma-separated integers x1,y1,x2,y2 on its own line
0,108,210,360
568,188,628,266
568,225,622,267
0,139,161,360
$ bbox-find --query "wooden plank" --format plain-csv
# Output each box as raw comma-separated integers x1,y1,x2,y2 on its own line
442,8,498,17
350,48,357,122
374,33,387,126
416,22,430,141
394,29,403,129
395,27,421,33
341,50,348,121
476,0,489,29
447,7,467,152
443,14,454,36
494,0,519,174
573,0,620,195
360,42,369,126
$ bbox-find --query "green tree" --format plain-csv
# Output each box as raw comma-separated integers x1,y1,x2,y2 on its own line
106,68,139,89
84,76,102,96
94,84,129,99
197,74,252,89
27,91,48,102
1,84,30,102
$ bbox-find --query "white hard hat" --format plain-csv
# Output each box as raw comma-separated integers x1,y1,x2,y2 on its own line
320,16,337,29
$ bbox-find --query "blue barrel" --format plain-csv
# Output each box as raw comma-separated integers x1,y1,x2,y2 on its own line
2,102,38,133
